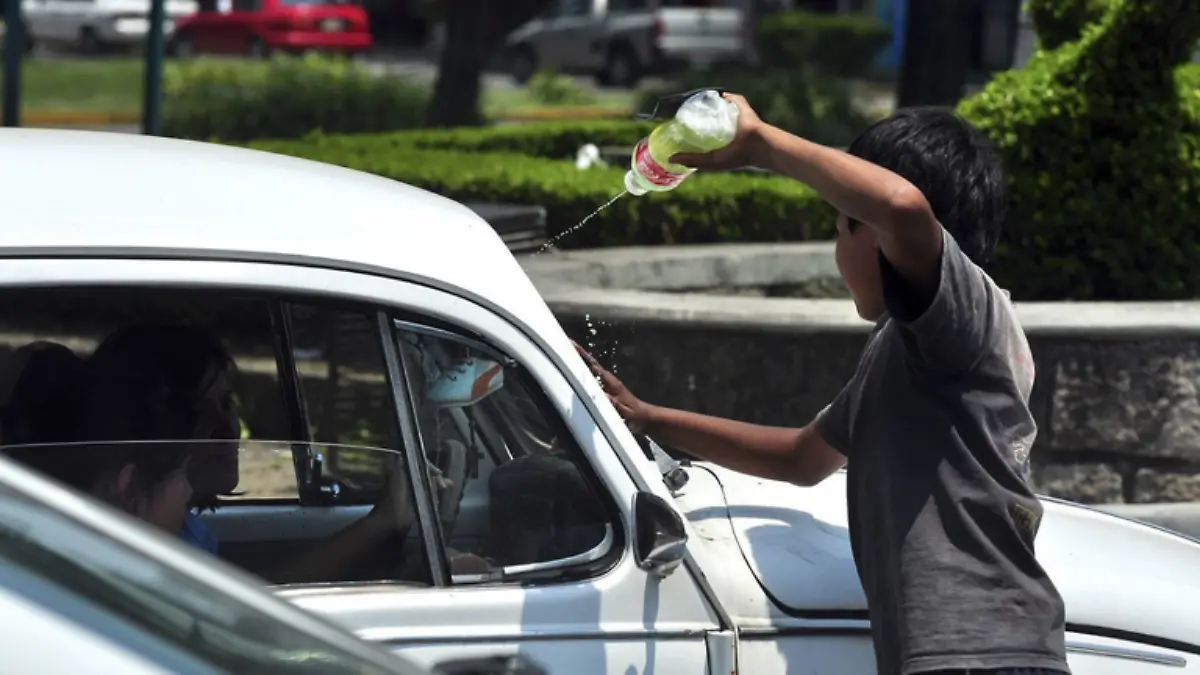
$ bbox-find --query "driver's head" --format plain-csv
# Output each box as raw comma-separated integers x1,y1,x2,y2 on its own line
86,324,241,501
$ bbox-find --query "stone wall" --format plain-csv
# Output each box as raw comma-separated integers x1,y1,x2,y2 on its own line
523,244,1200,505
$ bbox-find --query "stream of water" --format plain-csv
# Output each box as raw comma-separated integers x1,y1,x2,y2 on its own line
534,190,627,255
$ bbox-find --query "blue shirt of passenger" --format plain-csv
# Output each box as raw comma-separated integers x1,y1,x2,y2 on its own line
180,510,218,554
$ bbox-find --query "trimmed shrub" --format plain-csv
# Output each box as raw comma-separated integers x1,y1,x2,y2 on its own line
163,54,429,142
381,120,655,158
524,70,597,106
958,0,1200,300
757,10,893,79
1026,0,1118,50
247,130,834,248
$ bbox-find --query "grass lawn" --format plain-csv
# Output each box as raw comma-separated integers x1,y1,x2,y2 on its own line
3,57,147,113
0,55,637,119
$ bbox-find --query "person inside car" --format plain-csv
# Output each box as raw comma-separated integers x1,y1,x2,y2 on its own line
80,324,424,584
0,341,86,448
4,342,195,535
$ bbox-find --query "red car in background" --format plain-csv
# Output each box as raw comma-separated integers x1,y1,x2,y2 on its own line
171,0,372,58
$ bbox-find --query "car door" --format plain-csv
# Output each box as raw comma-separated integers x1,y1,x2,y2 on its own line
550,0,596,70
54,0,93,43
21,0,55,43
220,0,261,53
277,277,723,675
531,0,594,72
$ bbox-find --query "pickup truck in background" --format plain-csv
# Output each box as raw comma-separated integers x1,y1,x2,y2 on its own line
504,0,746,88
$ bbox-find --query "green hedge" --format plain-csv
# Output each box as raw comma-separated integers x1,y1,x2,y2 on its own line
248,129,834,248
387,120,656,158
958,0,1200,300
757,10,892,79
163,55,429,142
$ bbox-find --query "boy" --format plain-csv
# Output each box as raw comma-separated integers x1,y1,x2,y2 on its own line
580,95,1069,675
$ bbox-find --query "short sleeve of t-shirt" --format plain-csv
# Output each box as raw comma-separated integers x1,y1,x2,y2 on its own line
880,226,994,375
815,381,854,458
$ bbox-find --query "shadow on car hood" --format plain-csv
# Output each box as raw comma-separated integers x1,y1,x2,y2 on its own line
704,465,1200,650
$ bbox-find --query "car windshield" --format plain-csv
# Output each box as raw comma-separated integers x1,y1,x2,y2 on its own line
0,459,404,675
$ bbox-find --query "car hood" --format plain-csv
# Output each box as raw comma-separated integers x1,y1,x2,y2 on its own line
701,464,1200,649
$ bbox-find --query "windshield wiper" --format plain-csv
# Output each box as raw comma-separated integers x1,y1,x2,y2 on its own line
635,435,689,494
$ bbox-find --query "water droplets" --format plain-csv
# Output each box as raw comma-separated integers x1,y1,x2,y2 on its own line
533,191,629,377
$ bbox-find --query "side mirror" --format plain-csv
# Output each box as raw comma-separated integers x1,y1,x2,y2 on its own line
633,491,687,578
433,654,548,675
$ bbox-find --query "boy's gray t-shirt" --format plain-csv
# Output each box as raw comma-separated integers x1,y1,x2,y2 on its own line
816,228,1069,675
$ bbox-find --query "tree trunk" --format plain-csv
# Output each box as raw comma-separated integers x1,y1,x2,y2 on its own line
425,0,554,127
896,0,973,108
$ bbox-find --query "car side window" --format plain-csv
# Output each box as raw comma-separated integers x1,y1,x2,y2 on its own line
0,289,430,588
557,0,590,18
232,0,259,11
288,303,403,503
393,319,618,584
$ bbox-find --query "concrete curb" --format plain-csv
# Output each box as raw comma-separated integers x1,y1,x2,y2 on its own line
521,244,1200,339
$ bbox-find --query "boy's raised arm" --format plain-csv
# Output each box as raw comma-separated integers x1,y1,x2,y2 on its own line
752,122,944,295
577,343,846,487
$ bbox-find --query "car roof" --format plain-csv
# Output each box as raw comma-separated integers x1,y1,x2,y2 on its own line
0,128,546,320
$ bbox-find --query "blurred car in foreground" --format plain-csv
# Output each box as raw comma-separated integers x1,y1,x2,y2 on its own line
170,0,370,57
0,128,1197,674
0,455,544,675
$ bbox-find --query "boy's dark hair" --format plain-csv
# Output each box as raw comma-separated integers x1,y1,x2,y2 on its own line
846,107,1007,265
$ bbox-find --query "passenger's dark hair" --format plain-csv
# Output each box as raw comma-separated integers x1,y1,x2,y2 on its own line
2,342,86,447
846,107,1007,265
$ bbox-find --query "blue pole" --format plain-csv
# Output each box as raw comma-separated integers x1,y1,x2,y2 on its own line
2,0,25,126
141,0,166,135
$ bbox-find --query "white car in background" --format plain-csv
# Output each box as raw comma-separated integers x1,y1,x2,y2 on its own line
0,128,1197,674
20,0,196,52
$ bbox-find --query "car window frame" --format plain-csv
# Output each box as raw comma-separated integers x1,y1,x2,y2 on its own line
389,314,623,586
0,262,648,595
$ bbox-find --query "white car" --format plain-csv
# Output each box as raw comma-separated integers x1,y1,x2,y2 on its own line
504,0,745,88
0,455,542,675
20,0,196,52
0,128,1197,675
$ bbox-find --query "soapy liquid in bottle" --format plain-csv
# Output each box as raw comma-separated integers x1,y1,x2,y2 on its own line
535,190,626,255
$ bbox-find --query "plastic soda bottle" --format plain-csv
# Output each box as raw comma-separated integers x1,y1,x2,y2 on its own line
624,89,740,196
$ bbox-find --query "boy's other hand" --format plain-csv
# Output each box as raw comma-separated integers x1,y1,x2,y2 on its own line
573,342,658,434
670,93,767,172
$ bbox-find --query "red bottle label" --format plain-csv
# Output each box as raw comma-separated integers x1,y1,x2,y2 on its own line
633,137,688,189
